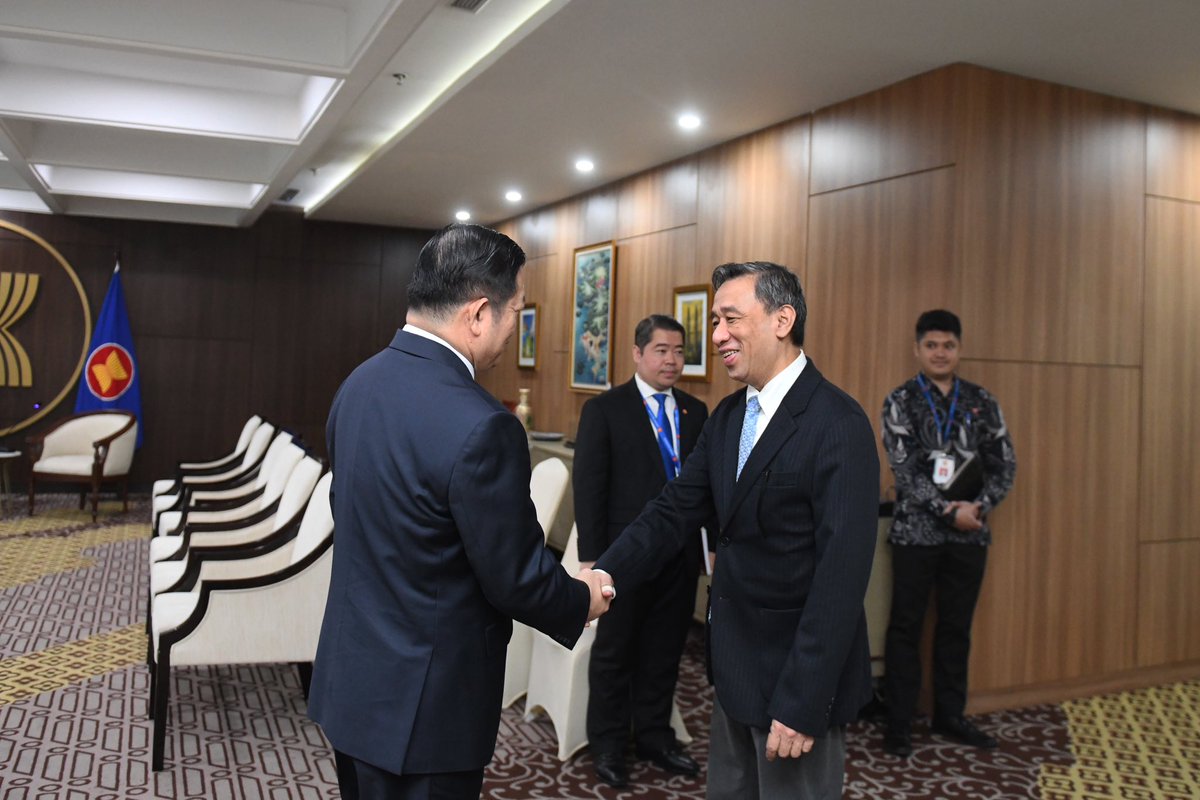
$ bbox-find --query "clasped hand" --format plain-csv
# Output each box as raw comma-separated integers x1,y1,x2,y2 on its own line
574,567,616,623
765,719,814,761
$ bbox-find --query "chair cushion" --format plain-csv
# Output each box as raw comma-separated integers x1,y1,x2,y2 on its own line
152,479,175,498
156,511,182,537
33,455,94,477
150,560,188,596
149,535,184,562
151,591,201,650
152,493,178,515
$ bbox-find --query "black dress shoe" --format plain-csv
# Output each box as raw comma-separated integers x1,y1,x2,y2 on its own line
932,716,998,749
883,726,913,758
635,742,700,776
593,752,629,787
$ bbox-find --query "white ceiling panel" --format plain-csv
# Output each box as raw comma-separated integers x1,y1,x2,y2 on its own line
1,0,1199,228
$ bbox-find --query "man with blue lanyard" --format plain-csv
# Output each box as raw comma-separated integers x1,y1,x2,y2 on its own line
574,314,712,788
880,309,1017,757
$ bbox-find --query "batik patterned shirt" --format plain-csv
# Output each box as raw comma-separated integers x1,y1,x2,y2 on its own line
881,375,1016,546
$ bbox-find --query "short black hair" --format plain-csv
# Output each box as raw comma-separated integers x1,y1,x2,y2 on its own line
711,261,807,346
915,309,962,341
634,314,686,350
406,223,526,319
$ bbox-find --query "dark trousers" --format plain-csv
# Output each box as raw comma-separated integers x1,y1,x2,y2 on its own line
706,697,846,800
883,542,988,728
334,750,484,800
586,555,695,754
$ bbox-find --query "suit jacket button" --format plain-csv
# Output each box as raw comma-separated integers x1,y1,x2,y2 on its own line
719,536,730,546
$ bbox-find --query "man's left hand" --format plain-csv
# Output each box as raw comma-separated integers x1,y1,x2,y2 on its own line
765,719,814,760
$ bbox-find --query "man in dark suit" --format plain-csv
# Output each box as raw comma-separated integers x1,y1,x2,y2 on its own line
574,314,710,788
309,224,614,800
595,261,879,799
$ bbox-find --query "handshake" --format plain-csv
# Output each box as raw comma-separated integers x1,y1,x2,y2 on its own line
575,567,616,624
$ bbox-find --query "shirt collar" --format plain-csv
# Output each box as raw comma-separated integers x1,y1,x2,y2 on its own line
746,351,807,417
634,373,674,402
402,323,475,379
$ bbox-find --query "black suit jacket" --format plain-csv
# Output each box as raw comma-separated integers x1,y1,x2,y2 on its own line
573,378,709,569
595,361,879,736
309,330,590,775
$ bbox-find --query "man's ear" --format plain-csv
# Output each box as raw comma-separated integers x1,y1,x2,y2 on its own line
775,304,796,341
465,297,489,332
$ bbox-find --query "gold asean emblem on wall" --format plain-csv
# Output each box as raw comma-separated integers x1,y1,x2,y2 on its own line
0,219,91,437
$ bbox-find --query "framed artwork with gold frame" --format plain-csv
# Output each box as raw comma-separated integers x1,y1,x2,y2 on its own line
673,284,712,382
568,241,616,392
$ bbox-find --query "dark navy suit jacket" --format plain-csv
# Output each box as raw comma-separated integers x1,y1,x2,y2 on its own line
309,330,590,775
596,361,879,736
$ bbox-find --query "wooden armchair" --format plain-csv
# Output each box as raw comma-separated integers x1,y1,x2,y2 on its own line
27,409,138,521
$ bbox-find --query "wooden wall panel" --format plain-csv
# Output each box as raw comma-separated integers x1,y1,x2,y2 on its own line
1137,540,1200,666
956,65,1146,366
616,159,698,241
811,65,958,195
696,117,809,275
575,190,619,247
1140,197,1200,543
1147,109,1200,203
964,361,1140,690
806,167,958,490
136,336,254,477
249,256,382,450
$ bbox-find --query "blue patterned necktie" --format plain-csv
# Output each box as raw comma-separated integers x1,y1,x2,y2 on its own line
652,393,679,479
736,394,761,480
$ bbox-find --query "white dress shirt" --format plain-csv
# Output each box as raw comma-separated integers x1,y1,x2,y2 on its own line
402,323,475,379
745,351,807,448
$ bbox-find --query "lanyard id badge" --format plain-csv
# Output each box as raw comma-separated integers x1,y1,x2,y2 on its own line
932,450,955,485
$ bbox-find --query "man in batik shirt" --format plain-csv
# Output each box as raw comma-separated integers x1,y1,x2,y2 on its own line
880,309,1016,758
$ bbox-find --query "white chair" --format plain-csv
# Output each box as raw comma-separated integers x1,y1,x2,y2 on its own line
153,430,296,539
149,453,322,597
27,410,138,521
523,524,691,760
150,415,264,503
502,458,569,708
151,422,277,529
149,470,335,771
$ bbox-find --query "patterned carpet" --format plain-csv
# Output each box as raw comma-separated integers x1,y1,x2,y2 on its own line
1,494,1197,799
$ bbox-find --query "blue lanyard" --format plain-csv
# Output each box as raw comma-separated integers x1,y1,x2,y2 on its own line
642,395,682,476
916,374,959,448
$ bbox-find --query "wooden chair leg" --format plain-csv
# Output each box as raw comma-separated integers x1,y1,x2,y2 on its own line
28,476,35,516
89,476,99,523
294,662,313,699
122,478,129,513
78,490,85,510
152,649,170,771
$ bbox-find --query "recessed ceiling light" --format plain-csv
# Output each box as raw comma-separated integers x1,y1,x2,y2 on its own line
455,209,471,221
575,158,595,173
505,189,522,202
677,112,702,130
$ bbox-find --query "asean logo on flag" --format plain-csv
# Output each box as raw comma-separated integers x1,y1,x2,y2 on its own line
85,342,136,400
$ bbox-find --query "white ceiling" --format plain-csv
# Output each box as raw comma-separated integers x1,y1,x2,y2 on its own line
1,0,1198,229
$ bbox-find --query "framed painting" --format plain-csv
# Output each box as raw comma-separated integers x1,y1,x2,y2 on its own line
569,241,616,392
673,284,712,382
517,303,538,368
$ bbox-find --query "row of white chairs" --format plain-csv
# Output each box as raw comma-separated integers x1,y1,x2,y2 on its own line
509,458,691,760
145,415,335,772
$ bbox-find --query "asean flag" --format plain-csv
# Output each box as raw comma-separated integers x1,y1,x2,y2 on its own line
75,261,143,447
